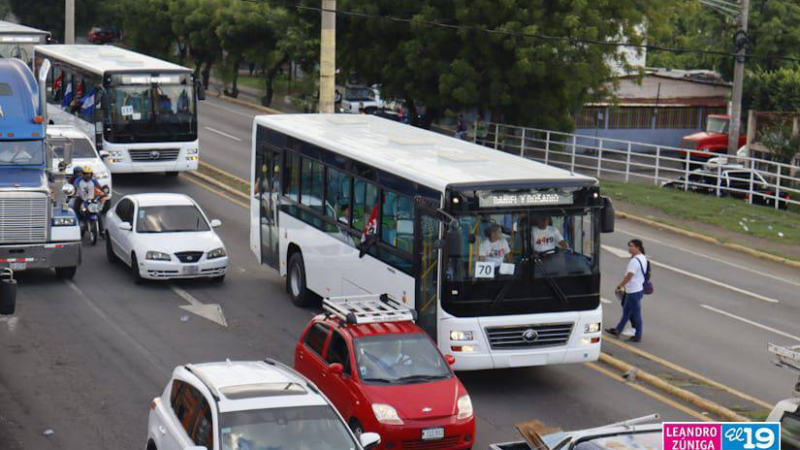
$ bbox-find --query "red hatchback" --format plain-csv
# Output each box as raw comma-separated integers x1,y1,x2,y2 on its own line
294,296,475,450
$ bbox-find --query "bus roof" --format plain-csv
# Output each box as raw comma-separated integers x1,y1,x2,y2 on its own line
0,20,50,36
255,114,596,192
34,45,191,76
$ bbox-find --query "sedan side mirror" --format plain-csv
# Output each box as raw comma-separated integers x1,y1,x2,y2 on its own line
99,150,110,159
445,354,456,366
359,432,381,450
210,219,222,228
329,362,344,376
119,222,132,231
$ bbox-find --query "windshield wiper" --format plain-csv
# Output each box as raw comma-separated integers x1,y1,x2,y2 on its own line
396,374,445,382
362,377,393,384
533,256,570,305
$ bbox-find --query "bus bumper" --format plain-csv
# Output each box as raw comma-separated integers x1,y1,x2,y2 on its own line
102,140,200,174
0,242,82,271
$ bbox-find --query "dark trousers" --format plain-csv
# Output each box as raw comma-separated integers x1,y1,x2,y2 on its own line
615,291,643,339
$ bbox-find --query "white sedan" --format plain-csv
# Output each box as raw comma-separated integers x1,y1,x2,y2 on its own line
105,193,228,283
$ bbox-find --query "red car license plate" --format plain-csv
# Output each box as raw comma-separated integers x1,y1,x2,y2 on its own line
421,427,444,441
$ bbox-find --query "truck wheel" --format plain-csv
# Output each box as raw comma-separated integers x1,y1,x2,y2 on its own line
55,267,77,279
287,252,312,307
130,253,144,284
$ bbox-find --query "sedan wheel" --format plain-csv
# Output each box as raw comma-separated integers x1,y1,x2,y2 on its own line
130,253,144,284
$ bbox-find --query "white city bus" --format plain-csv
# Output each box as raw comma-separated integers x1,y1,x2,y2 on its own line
249,114,615,371
34,45,202,175
0,20,51,67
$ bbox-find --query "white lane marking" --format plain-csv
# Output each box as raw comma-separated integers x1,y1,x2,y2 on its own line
203,126,243,142
0,316,19,332
201,99,255,118
602,245,780,304
616,226,800,288
601,297,613,304
700,304,800,343
66,280,170,375
169,284,228,327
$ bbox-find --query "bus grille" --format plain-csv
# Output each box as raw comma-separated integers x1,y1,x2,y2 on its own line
485,323,574,349
0,192,48,244
128,148,180,162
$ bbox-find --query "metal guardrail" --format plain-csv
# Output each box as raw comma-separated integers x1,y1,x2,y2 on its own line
469,122,800,210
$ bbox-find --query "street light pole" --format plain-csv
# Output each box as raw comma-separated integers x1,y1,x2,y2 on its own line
319,0,336,113
728,0,750,155
65,0,75,44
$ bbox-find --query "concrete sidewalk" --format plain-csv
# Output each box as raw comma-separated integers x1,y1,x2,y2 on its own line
207,76,303,113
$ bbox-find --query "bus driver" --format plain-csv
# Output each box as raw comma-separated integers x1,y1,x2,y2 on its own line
532,216,569,254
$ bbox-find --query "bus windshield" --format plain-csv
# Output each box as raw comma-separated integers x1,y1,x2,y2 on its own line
0,36,45,66
106,83,196,142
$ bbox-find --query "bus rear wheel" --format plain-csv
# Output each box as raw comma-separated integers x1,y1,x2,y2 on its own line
287,252,312,307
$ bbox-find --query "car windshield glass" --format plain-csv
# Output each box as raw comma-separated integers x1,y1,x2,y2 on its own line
0,140,45,165
353,334,451,384
345,87,374,101
136,205,209,233
219,405,358,450
573,431,662,450
108,83,195,135
48,138,96,159
706,117,729,134
446,208,598,283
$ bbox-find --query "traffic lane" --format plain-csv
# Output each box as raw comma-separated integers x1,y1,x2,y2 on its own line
605,220,800,308
113,175,698,447
600,254,795,404
198,97,259,179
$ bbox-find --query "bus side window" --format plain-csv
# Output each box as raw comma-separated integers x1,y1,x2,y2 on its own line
353,178,378,232
381,191,414,253
284,152,300,202
326,167,352,226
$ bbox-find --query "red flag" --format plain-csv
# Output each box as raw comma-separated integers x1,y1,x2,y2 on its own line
359,203,379,257
53,72,63,92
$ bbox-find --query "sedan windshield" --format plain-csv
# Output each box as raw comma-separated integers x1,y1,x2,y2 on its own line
0,140,45,165
136,205,209,233
354,334,451,384
219,405,358,450
48,138,97,159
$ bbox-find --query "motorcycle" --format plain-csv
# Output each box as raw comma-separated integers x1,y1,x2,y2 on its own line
79,197,103,246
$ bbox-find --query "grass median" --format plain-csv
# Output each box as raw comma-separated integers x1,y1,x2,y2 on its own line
601,180,800,248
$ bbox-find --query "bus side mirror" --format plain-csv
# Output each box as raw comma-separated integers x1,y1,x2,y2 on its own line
600,197,615,233
446,226,463,256
196,81,206,101
62,139,74,169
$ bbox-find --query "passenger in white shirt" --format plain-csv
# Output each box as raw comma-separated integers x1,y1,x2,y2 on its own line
606,239,648,343
532,216,569,253
478,224,511,264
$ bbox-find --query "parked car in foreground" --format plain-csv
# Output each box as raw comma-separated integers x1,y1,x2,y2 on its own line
661,168,790,209
294,295,475,450
147,359,381,450
105,193,227,283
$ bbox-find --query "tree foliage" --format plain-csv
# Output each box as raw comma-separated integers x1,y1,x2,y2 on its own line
743,66,800,112
8,0,100,41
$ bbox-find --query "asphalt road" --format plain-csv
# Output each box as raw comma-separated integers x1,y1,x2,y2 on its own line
0,96,796,449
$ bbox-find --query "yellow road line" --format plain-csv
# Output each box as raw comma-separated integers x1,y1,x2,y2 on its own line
199,161,250,185
603,337,771,409
180,173,249,209
585,362,713,422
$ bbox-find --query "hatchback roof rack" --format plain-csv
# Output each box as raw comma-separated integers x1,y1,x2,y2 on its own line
769,343,800,373
323,293,416,325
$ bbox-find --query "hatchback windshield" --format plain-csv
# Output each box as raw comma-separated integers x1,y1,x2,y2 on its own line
48,138,97,159
354,334,451,384
0,140,45,165
136,205,209,233
220,405,358,450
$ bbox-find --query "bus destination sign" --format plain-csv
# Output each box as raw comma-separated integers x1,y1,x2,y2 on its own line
478,191,574,208
0,36,39,43
120,75,182,85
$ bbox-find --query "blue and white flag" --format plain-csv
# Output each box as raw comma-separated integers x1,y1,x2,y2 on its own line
61,83,73,108
81,88,96,116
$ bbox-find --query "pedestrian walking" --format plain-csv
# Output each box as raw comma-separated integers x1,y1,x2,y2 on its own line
606,239,649,343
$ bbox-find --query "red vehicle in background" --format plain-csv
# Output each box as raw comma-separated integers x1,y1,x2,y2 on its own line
681,115,746,166
87,26,114,44
295,295,476,450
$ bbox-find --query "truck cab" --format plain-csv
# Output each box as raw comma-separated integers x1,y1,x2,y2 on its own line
681,115,747,164
0,58,80,278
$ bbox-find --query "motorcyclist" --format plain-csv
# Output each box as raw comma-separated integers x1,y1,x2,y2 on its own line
74,165,108,233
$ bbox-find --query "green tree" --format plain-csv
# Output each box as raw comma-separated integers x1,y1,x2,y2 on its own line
170,0,223,87
743,66,800,112
117,0,180,61
8,0,100,41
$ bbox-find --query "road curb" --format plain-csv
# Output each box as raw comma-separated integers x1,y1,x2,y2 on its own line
615,210,800,269
210,90,284,115
599,352,751,422
183,169,249,201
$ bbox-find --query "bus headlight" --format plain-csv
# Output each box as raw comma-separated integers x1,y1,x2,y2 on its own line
372,404,403,425
450,330,473,341
186,148,199,155
584,323,601,334
457,395,473,420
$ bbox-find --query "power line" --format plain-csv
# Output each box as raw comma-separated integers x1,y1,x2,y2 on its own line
237,0,800,64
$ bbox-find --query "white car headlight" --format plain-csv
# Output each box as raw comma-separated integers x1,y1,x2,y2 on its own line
95,167,109,179
207,247,226,259
584,322,601,334
372,404,403,425
52,216,76,226
457,395,473,420
146,251,172,261
186,148,199,155
450,330,473,341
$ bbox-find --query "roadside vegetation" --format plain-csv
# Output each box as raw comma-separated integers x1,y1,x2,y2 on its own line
601,180,800,247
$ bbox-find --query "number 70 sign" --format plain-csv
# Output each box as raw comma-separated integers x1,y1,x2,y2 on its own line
663,423,780,450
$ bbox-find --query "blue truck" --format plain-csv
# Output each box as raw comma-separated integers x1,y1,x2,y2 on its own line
0,58,81,278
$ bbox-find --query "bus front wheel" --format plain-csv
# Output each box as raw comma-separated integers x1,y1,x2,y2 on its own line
287,252,312,307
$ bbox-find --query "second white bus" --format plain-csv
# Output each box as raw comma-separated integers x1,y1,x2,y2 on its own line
250,114,615,371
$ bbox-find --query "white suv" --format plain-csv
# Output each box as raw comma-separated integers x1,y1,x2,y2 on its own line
147,359,381,450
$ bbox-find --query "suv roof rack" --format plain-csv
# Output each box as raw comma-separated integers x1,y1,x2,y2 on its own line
323,293,416,325
768,343,800,397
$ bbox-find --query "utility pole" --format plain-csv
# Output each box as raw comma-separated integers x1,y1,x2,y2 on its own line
65,0,75,44
319,0,336,114
728,0,750,155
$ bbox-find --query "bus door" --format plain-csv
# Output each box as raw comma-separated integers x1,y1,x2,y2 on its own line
256,146,281,269
414,203,443,342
